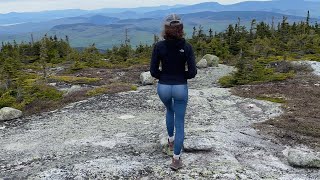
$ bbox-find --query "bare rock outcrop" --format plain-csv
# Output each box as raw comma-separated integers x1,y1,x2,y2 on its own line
140,71,154,85
196,58,208,68
286,147,320,168
1,65,319,179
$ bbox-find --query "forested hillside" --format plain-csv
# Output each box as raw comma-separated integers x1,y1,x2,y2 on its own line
1,11,317,49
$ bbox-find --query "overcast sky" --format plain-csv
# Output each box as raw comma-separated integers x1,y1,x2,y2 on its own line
0,0,270,14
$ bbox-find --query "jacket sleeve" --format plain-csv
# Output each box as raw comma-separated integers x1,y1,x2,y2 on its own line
150,44,161,79
185,44,197,79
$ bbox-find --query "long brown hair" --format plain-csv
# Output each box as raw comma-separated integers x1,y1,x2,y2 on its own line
162,24,184,40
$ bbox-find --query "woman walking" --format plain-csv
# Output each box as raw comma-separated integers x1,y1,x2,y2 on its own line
150,14,197,170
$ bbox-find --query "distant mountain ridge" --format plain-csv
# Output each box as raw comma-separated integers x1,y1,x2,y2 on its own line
0,9,89,25
145,1,319,18
0,15,120,35
0,5,186,25
0,0,319,26
1,10,317,50
0,0,319,49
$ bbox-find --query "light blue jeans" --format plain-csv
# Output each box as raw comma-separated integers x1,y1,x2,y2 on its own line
157,83,188,155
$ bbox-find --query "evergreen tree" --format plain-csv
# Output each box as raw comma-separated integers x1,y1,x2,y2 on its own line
209,28,213,38
153,34,159,45
250,19,257,40
192,26,197,39
65,35,70,44
39,38,49,81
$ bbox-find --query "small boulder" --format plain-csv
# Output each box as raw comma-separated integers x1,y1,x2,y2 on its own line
63,85,83,97
287,148,320,168
202,54,219,67
240,103,262,113
140,71,154,85
196,59,208,69
48,83,57,87
68,85,82,92
0,107,23,121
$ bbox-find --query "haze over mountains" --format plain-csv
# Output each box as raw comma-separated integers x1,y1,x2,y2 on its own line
0,0,319,49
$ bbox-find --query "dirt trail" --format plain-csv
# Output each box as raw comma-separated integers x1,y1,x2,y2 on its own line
0,65,319,179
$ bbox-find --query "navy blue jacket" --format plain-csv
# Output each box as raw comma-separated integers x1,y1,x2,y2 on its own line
150,39,197,85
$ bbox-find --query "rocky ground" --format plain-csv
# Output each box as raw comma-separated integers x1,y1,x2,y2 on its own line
233,61,320,152
0,64,320,179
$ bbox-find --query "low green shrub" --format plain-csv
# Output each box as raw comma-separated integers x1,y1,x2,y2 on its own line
0,80,63,110
85,60,109,68
303,54,320,62
69,61,88,72
31,84,63,101
0,91,17,109
126,57,149,66
86,86,108,96
218,75,236,87
49,76,100,84
256,96,286,103
269,72,295,81
86,83,133,96
131,85,138,91
219,57,295,87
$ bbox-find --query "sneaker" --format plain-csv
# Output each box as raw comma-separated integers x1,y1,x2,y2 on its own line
170,157,183,171
163,139,174,156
